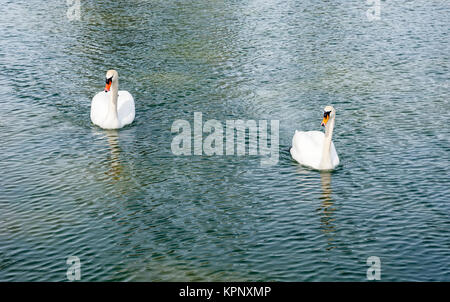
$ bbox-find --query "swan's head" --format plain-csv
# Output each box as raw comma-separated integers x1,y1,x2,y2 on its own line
321,106,335,127
104,70,119,92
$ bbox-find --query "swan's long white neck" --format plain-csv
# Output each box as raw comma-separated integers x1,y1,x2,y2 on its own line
106,80,119,126
320,117,335,169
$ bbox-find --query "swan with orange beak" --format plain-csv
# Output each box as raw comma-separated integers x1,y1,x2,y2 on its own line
90,70,135,129
290,106,339,170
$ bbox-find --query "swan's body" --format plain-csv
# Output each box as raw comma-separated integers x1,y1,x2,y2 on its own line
290,130,339,170
91,90,135,129
90,70,135,129
290,106,340,170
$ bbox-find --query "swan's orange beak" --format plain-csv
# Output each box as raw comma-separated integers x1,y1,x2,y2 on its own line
105,79,112,92
321,113,330,127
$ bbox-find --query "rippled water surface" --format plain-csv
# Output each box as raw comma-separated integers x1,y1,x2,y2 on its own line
1,0,449,281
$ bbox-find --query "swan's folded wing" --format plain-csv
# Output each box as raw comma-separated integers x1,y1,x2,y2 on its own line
91,92,109,126
117,90,135,126
330,141,340,167
291,131,324,168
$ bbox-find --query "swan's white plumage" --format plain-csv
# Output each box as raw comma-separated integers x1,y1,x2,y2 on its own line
90,90,135,129
290,106,340,170
90,70,135,129
290,130,339,170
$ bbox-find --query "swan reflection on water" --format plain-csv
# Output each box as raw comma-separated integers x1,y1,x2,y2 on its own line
294,166,337,251
104,130,123,180
318,171,336,251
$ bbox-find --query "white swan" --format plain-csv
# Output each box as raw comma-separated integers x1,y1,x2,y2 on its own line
290,106,340,170
91,70,135,129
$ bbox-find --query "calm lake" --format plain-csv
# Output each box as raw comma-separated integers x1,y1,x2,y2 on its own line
0,0,449,281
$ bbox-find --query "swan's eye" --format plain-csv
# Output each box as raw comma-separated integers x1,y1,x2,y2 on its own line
106,77,112,84
324,111,330,118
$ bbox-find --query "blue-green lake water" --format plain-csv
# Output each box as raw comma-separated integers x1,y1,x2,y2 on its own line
0,0,449,281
